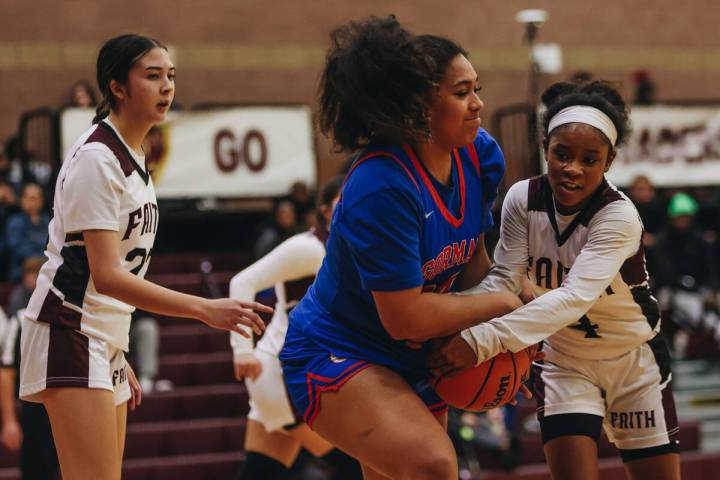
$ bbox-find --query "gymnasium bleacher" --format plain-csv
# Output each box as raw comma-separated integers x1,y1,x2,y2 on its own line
0,248,715,478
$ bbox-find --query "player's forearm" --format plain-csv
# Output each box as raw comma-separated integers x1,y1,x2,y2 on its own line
0,369,18,424
463,285,596,363
380,290,521,341
93,266,207,321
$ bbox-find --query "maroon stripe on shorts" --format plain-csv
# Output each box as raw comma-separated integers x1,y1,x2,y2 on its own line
46,326,89,388
662,381,680,442
36,289,82,330
532,361,546,421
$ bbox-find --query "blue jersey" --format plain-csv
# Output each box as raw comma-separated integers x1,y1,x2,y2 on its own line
281,129,505,377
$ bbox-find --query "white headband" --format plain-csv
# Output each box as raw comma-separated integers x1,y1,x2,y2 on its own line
547,105,618,146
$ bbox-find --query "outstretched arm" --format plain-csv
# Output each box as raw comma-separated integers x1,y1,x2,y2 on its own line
84,230,271,336
462,203,642,363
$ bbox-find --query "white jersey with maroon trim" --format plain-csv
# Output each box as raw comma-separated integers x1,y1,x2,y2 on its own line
229,228,327,358
24,118,158,352
464,175,659,361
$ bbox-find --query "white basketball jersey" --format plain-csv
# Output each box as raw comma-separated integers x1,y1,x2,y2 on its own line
25,119,158,351
229,229,327,357
465,175,659,361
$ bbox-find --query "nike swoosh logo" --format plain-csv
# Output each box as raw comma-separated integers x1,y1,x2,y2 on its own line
425,211,434,219
329,354,347,364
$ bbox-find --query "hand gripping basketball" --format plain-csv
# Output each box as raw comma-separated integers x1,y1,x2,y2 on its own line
430,337,539,412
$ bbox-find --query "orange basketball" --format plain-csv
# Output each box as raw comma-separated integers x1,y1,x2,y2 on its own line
432,345,537,412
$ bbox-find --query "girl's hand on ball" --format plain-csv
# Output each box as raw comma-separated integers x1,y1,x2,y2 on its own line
427,333,478,378
509,384,534,405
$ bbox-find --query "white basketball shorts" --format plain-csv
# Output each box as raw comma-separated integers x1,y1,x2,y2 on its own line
245,349,297,432
20,317,131,406
533,335,679,453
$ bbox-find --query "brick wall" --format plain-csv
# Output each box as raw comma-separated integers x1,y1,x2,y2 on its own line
1,0,719,180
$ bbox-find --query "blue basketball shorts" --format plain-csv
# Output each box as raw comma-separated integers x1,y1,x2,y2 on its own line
281,339,447,428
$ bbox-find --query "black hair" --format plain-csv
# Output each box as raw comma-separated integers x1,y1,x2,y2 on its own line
416,35,468,84
541,80,630,150
315,175,344,229
318,15,436,151
93,34,167,124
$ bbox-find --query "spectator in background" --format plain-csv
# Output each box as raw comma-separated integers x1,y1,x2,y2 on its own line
626,174,667,247
21,137,53,192
68,80,97,108
253,200,298,259
8,257,45,317
0,180,18,219
651,192,718,349
287,181,316,229
0,179,18,282
693,186,720,242
0,256,59,480
633,70,657,105
1,138,27,194
5,183,49,282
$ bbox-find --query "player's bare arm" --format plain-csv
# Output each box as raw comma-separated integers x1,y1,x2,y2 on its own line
372,286,520,341
83,229,270,336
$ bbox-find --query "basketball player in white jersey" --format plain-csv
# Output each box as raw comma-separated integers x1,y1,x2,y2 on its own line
19,34,270,480
429,81,680,479
230,176,361,480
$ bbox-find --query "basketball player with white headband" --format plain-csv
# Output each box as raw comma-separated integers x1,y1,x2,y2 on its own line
427,81,680,480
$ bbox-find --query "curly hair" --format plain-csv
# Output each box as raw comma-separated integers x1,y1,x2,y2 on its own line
416,35,468,84
318,16,436,151
541,80,631,149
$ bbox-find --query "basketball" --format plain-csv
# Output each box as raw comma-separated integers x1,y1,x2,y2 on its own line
433,344,538,412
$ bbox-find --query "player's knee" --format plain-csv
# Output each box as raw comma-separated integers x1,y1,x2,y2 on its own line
402,447,456,480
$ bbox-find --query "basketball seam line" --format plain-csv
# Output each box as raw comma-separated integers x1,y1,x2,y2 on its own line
465,356,496,409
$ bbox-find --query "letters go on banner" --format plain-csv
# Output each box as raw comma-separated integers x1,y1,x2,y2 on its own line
60,106,317,198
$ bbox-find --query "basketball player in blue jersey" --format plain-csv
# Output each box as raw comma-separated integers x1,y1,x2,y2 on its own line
280,17,522,480
432,81,681,479
19,35,270,480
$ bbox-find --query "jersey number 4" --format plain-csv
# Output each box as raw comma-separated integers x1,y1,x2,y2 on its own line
570,315,601,338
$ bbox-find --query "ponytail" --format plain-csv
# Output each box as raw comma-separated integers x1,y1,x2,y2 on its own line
92,98,111,124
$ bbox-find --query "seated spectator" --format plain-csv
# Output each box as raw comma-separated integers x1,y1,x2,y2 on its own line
626,174,667,247
650,192,718,351
8,257,44,317
68,80,97,108
253,200,298,259
5,183,49,281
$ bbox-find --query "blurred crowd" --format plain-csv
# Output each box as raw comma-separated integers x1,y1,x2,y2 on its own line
1,72,720,477
627,175,720,361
